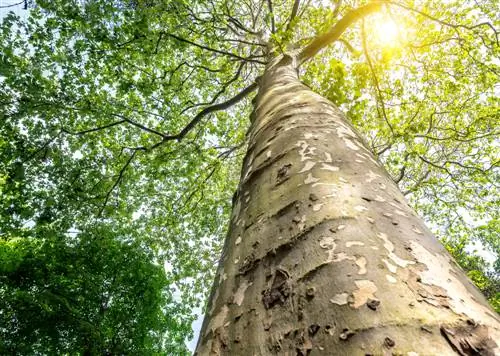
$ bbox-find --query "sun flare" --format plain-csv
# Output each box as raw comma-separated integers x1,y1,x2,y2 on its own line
375,20,399,46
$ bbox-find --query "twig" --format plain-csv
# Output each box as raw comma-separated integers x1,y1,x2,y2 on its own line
62,120,126,136
0,1,24,8
98,149,141,217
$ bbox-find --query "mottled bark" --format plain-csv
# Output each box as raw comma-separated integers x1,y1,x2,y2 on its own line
195,56,500,355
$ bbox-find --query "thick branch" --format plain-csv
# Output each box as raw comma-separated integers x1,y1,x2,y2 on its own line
147,82,259,150
286,0,300,32
267,0,276,33
298,2,382,63
170,82,258,140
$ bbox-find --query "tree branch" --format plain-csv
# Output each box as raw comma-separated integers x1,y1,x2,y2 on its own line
267,0,276,33
0,1,24,8
145,82,259,151
402,170,430,195
98,149,142,217
23,131,62,163
165,32,266,64
286,0,300,32
62,120,126,136
110,113,168,139
298,2,382,63
332,0,343,19
387,1,499,47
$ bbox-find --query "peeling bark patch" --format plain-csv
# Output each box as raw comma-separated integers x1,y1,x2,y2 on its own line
412,226,424,235
320,163,339,171
304,173,320,184
332,252,355,263
354,205,368,212
345,139,360,151
382,258,398,273
205,305,229,337
299,161,316,173
351,280,377,308
366,170,381,183
330,293,349,305
346,241,364,247
408,241,500,325
319,236,337,261
312,203,324,212
377,232,415,268
233,279,252,306
218,269,227,285
262,269,291,309
231,200,241,221
441,322,497,356
336,126,360,151
394,209,408,217
407,271,450,308
296,140,316,161
356,257,367,274
386,275,397,283
304,132,318,139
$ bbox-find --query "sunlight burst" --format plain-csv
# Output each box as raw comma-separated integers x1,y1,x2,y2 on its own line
375,20,399,46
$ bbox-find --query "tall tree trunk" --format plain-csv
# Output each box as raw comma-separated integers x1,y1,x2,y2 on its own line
195,55,500,355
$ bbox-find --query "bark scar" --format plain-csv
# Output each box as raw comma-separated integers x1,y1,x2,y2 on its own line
440,320,498,356
262,268,292,309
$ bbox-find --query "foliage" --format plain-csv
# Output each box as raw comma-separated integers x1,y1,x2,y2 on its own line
0,0,498,352
0,226,191,354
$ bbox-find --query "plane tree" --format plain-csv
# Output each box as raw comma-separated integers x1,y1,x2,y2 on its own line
0,0,498,353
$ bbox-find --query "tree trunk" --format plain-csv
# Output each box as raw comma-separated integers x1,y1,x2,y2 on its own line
195,55,500,355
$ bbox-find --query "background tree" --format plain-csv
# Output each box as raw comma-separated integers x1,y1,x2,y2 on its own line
0,0,498,353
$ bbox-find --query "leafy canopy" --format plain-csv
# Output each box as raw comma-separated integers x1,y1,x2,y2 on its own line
0,0,498,352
